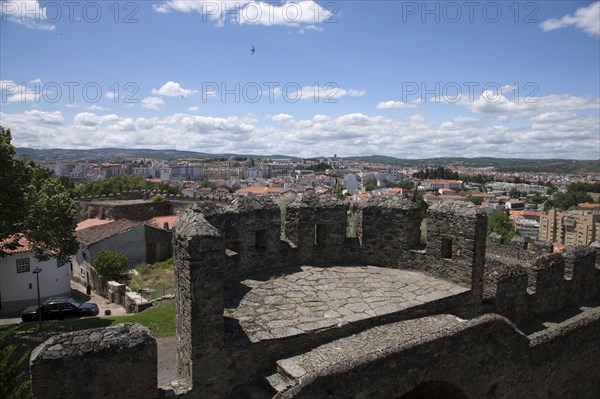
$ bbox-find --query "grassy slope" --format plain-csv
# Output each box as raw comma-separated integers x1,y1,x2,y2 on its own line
0,301,176,338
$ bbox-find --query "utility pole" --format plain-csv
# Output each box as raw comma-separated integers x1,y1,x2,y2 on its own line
33,267,42,329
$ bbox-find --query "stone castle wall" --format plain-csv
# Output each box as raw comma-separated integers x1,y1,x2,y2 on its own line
276,313,600,399
77,199,178,222
171,197,489,397
485,232,554,271
28,196,600,399
30,323,157,399
486,247,599,324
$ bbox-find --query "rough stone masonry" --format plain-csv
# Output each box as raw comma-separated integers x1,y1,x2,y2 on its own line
29,197,600,399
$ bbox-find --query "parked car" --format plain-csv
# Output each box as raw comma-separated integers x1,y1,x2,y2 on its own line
21,297,99,322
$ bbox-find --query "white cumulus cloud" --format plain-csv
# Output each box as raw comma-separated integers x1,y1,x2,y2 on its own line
540,1,600,37
152,81,198,97
376,101,418,110
1,0,55,30
154,0,334,30
141,97,165,110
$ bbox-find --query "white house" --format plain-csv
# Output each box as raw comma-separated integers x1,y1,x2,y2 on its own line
72,219,172,289
0,236,71,311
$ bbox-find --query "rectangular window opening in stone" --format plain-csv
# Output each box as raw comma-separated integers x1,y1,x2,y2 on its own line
346,210,358,238
255,229,267,250
315,224,328,246
441,237,452,259
16,258,30,273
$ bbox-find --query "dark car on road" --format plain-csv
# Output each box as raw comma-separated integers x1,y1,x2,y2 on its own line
21,297,99,322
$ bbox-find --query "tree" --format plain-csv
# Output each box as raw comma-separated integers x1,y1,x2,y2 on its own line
487,210,518,244
546,190,593,210
93,250,128,282
364,182,377,191
0,126,78,264
0,332,30,399
72,174,180,197
529,193,544,204
508,187,521,198
466,196,483,205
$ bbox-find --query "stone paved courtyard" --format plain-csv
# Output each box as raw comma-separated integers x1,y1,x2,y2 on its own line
224,265,469,342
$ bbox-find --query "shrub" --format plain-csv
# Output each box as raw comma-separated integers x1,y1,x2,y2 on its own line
93,250,128,282
153,258,174,270
135,263,151,275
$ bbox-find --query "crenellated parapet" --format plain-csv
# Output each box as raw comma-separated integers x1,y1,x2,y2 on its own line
191,197,283,277
565,246,600,303
487,263,530,323
358,196,421,266
28,195,600,399
490,248,599,324
284,194,349,263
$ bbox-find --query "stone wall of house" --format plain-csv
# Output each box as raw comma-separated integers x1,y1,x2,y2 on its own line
30,323,157,399
76,199,176,222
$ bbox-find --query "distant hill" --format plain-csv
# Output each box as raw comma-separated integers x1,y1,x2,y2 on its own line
14,148,600,174
344,156,600,175
15,148,289,163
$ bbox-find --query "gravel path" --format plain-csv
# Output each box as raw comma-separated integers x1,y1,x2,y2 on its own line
157,336,178,386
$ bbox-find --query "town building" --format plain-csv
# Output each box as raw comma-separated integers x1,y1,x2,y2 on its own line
0,236,71,311
539,208,600,246
72,219,172,289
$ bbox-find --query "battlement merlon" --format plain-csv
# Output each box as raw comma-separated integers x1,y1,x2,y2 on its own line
358,196,421,266
425,200,487,300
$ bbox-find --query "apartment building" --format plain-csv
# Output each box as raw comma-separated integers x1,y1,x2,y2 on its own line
539,208,599,246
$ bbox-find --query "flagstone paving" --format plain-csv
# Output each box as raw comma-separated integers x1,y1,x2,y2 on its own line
224,265,469,342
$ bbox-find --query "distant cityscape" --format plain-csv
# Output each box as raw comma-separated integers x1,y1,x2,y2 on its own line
18,150,600,251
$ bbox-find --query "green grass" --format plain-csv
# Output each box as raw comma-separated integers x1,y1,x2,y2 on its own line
115,301,176,338
129,261,175,300
0,301,176,338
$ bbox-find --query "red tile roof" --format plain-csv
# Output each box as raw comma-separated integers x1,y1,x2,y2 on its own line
235,187,285,196
147,215,179,230
76,218,114,231
0,235,31,254
75,219,141,245
579,202,600,209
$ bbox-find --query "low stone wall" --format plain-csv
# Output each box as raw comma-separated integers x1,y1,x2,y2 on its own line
30,323,157,399
77,199,176,222
74,266,173,314
276,312,600,399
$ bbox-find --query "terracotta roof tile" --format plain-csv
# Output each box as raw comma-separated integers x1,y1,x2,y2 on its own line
75,219,141,245
0,235,31,254
147,215,179,230
76,218,114,231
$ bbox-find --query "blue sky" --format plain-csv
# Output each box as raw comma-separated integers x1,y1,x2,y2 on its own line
1,0,599,159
